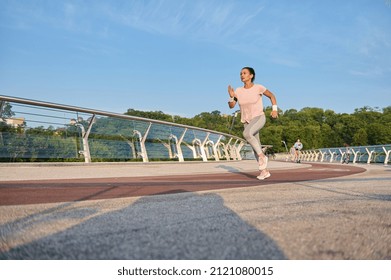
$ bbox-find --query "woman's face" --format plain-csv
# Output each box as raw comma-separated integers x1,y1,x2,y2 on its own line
240,68,253,83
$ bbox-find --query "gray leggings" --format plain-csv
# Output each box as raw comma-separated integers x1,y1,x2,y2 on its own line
243,114,266,159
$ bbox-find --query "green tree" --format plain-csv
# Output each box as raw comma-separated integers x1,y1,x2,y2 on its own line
337,114,365,145
353,128,368,146
367,123,391,145
0,102,15,119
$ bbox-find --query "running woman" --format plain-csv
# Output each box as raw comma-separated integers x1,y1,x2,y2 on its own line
228,67,279,180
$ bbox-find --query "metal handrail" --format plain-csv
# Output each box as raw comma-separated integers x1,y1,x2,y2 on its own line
286,145,391,165
0,94,247,163
0,94,244,142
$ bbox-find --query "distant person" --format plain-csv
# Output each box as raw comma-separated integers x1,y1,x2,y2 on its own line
293,139,303,163
290,144,296,162
228,67,279,180
342,143,351,164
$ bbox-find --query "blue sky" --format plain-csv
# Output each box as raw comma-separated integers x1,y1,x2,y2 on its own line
1,0,390,117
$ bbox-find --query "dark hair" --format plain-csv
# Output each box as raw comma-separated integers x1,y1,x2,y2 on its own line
242,67,255,82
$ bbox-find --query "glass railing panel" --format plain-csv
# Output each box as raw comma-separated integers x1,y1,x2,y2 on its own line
1,95,246,163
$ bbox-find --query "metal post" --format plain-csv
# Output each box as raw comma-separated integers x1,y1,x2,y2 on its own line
383,146,391,165
314,151,320,161
129,140,137,159
171,128,187,162
133,122,152,163
351,148,360,164
216,142,224,159
339,149,345,163
212,135,223,161
365,148,374,164
309,151,313,161
82,114,96,163
191,139,205,161
329,149,336,162
120,135,137,159
205,140,213,159
226,138,234,160
319,150,326,162
312,150,317,161
80,125,91,163
199,133,210,162
236,140,245,160
304,151,309,161
184,141,197,160
231,139,239,160
158,138,173,159
70,116,94,163
177,129,187,162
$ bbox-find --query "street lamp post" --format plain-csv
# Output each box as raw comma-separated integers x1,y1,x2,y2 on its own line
229,110,240,133
281,140,288,153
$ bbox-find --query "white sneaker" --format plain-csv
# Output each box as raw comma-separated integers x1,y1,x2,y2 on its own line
257,170,271,180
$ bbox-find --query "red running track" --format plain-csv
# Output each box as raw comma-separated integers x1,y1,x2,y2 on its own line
0,163,366,206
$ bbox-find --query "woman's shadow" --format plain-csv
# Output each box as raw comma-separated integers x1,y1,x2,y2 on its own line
1,191,286,260
215,164,257,179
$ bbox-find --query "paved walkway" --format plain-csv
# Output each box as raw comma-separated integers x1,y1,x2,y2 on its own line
0,160,390,259
0,160,305,181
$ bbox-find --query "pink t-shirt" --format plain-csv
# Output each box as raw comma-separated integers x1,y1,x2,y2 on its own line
234,84,267,123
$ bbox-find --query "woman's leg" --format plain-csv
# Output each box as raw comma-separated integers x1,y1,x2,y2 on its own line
253,133,260,163
243,115,267,169
243,115,265,155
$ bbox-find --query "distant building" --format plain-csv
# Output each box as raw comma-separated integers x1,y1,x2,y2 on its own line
5,117,25,127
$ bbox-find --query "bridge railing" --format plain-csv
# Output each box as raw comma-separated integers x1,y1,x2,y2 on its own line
0,95,247,163
283,145,391,165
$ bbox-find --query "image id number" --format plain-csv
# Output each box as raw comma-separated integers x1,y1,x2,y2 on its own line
210,266,273,276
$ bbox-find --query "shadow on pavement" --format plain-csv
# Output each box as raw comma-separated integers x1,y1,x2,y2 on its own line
0,191,287,260
215,164,256,179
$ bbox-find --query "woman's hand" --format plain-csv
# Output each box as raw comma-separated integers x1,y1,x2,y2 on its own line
228,85,235,97
270,110,279,119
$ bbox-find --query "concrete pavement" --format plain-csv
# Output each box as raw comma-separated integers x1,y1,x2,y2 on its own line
0,160,306,181
0,160,390,259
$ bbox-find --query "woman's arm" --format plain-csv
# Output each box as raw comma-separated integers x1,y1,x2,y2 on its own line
227,85,237,109
263,89,278,118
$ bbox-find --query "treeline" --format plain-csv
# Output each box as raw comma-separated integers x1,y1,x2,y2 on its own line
126,106,391,152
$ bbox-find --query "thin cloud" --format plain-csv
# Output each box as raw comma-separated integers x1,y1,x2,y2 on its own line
349,67,386,78
102,0,264,41
270,57,301,68
355,16,391,57
2,1,88,33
